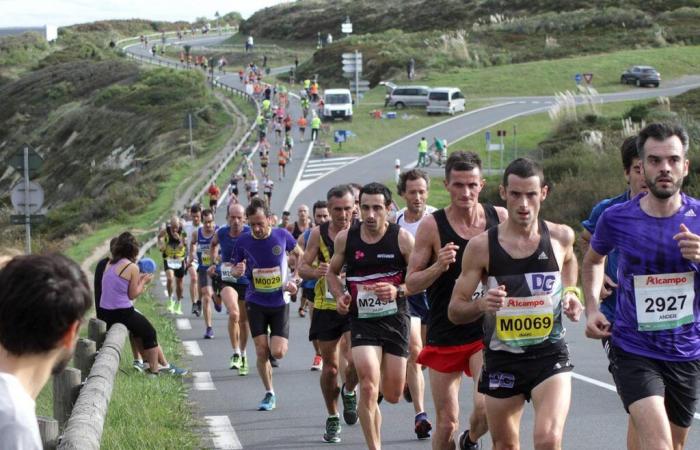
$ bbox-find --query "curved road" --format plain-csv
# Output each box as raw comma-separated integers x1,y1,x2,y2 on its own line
126,36,700,449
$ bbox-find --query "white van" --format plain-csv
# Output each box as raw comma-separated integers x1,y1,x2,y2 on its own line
426,87,466,115
321,88,353,121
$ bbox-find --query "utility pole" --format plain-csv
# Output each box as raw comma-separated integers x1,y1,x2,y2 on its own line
188,113,194,158
23,147,31,254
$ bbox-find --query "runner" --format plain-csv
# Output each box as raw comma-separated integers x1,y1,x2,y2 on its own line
327,182,415,450
188,209,219,339
263,175,274,207
447,157,582,450
300,187,360,443
579,135,647,450
208,203,251,376
285,133,294,160
301,96,310,118
298,200,329,339
260,150,270,178
247,172,259,202
406,151,506,450
279,211,292,229
311,112,322,142
277,147,288,181
157,216,188,315
208,182,221,214
298,115,308,142
229,172,242,203
229,197,303,411
183,204,203,316
394,169,437,439
583,123,700,450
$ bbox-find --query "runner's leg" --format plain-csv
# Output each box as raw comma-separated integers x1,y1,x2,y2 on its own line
319,339,342,414
485,394,526,450
530,372,572,450
407,316,425,414
429,369,462,450
353,345,383,450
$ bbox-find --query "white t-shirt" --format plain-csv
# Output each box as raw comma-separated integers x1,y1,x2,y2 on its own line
264,180,274,193
183,221,199,249
0,373,42,450
395,205,437,237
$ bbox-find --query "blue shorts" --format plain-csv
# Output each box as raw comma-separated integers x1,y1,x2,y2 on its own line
407,292,429,324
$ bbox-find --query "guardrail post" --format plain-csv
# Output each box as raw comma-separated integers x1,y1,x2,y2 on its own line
53,367,81,428
88,318,107,350
74,338,97,382
38,416,59,450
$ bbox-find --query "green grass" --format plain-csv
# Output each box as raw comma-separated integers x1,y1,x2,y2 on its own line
420,45,700,98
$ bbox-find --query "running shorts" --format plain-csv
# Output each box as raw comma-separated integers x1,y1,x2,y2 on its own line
197,269,214,288
407,292,429,324
350,313,410,358
309,309,350,342
162,257,185,279
418,340,484,376
247,302,290,339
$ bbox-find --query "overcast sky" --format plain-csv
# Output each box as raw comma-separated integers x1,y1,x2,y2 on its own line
0,0,290,28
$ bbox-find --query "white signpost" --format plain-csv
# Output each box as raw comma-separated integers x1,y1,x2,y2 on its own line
342,51,368,104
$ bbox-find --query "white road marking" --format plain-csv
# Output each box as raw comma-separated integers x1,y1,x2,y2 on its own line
176,318,192,330
572,372,700,421
183,340,203,356
306,157,357,165
283,139,317,211
205,415,243,449
193,371,216,391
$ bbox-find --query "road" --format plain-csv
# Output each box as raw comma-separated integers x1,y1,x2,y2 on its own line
127,36,700,449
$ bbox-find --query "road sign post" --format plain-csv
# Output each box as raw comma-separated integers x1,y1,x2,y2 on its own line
485,131,492,174
342,51,364,104
9,146,45,254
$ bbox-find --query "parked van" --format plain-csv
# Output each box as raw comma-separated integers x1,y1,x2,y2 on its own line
383,83,430,109
321,88,353,121
426,87,465,115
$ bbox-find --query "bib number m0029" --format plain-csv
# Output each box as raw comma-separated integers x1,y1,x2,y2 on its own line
253,266,283,293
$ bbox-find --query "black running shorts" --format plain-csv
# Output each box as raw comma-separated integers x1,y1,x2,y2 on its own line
350,313,410,358
309,309,350,342
246,302,290,339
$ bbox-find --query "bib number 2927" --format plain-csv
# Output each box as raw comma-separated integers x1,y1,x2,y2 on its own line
634,272,695,332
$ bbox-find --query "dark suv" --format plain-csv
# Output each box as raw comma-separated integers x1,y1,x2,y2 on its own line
620,66,660,87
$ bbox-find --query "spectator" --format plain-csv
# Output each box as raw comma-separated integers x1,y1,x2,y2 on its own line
0,253,92,450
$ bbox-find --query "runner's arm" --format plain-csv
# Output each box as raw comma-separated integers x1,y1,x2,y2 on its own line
298,227,322,280
448,234,489,324
406,216,449,293
327,229,349,299
188,231,197,265
397,228,415,296
555,224,583,322
156,226,166,251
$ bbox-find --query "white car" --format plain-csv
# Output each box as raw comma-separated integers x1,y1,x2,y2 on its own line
426,87,466,115
321,88,353,121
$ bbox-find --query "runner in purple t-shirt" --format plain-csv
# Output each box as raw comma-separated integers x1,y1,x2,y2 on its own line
583,123,700,450
230,197,303,412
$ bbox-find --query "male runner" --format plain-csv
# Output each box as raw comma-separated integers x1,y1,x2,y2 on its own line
208,203,251,376
448,157,582,450
188,209,218,339
406,151,506,450
208,182,221,213
328,182,414,450
299,187,359,443
230,197,303,411
289,204,312,239
580,135,647,450
184,204,202,316
158,216,187,315
583,123,700,450
395,169,436,439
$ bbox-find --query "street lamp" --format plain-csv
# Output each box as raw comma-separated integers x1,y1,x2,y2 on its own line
215,11,220,34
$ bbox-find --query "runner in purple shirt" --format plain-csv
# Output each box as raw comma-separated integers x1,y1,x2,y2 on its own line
583,123,700,450
230,197,303,412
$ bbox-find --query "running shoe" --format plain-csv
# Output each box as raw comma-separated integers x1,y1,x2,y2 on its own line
239,356,249,376
322,416,341,443
298,306,306,317
414,412,432,440
193,301,202,317
204,326,214,339
174,301,183,315
403,383,413,403
310,354,323,371
214,299,222,313
132,360,145,373
258,392,276,411
340,383,358,425
159,364,188,376
230,353,241,370
167,298,176,313
191,303,197,315
458,429,480,450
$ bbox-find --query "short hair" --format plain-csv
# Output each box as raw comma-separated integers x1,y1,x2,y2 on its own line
111,232,139,263
360,182,392,207
397,169,430,196
637,122,689,158
0,254,92,355
246,197,271,217
503,158,545,187
349,182,362,192
190,203,202,214
326,184,354,202
201,209,214,220
620,135,640,172
445,151,482,180
313,200,328,215
282,210,291,217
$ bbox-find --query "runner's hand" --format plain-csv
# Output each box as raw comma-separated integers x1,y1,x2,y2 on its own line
207,265,217,277
233,260,246,277
285,281,298,296
563,292,583,322
316,262,330,278
599,274,617,300
436,242,459,271
585,310,611,339
674,223,700,262
337,293,351,315
374,282,397,301
480,285,506,313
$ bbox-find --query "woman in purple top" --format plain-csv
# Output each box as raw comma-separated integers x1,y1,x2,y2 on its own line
101,232,187,376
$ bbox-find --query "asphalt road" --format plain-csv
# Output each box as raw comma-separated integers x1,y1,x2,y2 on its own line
129,36,700,449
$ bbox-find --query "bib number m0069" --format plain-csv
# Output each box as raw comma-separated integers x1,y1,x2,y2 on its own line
496,295,554,347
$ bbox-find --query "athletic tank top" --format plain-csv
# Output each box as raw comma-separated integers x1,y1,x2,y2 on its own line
314,222,338,310
216,225,250,285
164,224,186,258
100,260,132,310
427,204,499,346
395,206,437,237
292,222,305,240
301,228,317,290
484,220,565,355
345,223,407,319
197,227,216,269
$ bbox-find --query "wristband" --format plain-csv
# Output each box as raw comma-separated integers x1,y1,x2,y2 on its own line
563,286,582,303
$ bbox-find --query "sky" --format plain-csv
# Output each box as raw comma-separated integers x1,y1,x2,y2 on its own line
0,0,290,28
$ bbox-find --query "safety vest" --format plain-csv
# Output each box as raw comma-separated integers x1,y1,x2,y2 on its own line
418,140,428,153
311,117,321,129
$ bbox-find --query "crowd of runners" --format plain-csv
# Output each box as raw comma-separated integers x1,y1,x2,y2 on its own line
144,113,700,450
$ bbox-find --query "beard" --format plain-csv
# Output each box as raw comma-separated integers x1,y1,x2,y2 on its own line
51,348,74,375
646,174,682,200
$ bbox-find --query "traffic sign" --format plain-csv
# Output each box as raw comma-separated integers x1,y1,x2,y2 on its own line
9,146,43,176
334,130,349,143
10,214,45,225
349,80,370,87
575,73,582,85
488,144,503,152
341,23,352,34
11,181,44,214
342,63,362,73
583,73,593,84
342,53,362,61
497,129,507,137
485,131,491,142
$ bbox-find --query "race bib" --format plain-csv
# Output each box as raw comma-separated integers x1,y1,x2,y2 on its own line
253,266,283,292
634,272,695,331
166,258,183,270
356,284,397,319
199,244,211,266
496,295,554,347
472,282,486,301
220,263,238,283
322,274,345,308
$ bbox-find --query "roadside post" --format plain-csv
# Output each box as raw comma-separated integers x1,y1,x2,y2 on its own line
184,113,198,158
575,73,582,86
9,145,45,254
498,129,507,170
342,51,367,104
485,130,491,174
513,124,518,159
395,159,401,185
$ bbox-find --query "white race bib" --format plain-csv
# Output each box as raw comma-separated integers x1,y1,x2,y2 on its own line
220,263,238,283
356,284,397,319
166,258,183,270
634,272,695,331
472,282,486,301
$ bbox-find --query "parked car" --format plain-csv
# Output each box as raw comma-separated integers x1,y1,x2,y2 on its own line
321,88,353,121
620,66,660,87
426,87,466,115
381,82,431,109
